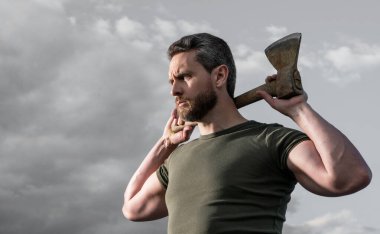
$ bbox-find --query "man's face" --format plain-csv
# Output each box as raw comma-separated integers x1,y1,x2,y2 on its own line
168,51,217,122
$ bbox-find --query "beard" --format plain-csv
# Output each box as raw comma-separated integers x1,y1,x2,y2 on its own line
177,87,217,122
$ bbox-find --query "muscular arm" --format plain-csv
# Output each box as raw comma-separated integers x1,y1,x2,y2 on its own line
287,103,371,196
123,110,194,221
258,87,372,196
123,137,172,221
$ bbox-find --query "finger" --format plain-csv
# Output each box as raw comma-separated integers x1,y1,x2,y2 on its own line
172,121,197,134
265,74,277,83
182,125,195,140
171,116,179,132
185,121,198,127
171,125,185,133
301,91,308,102
257,90,276,107
167,109,180,133
177,116,185,126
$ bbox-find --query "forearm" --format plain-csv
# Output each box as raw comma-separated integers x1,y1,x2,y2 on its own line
125,137,175,201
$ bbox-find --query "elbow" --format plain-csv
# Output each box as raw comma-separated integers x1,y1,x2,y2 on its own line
123,200,158,222
351,164,372,191
331,166,372,196
358,166,372,188
122,204,132,220
122,203,142,222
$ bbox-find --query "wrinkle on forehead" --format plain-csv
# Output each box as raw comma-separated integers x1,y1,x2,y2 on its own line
168,51,197,78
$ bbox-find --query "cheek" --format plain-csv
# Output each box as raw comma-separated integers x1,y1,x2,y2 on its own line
195,76,214,90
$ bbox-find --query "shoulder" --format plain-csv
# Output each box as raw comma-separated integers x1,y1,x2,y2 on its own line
167,138,200,160
243,120,285,137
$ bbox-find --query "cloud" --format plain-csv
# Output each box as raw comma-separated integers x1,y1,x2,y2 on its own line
95,2,123,14
0,1,218,233
234,47,272,74
32,0,64,11
1,1,377,233
151,17,216,44
298,39,380,86
153,18,178,39
93,18,111,35
284,210,378,234
233,43,275,91
116,16,145,38
176,19,215,35
325,43,380,72
265,25,288,41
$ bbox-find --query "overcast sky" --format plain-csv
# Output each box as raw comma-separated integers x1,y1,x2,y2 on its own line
0,0,379,233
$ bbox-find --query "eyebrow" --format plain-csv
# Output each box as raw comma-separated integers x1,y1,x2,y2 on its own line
168,71,193,84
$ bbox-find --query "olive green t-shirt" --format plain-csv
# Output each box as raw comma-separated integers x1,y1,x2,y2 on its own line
157,121,309,234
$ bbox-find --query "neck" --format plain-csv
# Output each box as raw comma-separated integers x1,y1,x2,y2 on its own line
197,96,247,135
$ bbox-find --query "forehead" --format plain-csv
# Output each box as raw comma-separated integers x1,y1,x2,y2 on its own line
169,51,200,75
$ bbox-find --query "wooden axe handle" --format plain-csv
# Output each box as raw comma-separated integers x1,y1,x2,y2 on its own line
233,69,303,109
233,83,274,109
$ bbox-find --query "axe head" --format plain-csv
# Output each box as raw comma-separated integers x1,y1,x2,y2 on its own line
265,33,303,99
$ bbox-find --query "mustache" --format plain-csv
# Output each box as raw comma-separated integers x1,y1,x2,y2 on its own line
175,97,190,103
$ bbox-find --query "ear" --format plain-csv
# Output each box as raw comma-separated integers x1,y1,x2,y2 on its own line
212,65,229,89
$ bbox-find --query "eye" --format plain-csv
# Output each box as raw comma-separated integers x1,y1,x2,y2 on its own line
183,74,192,81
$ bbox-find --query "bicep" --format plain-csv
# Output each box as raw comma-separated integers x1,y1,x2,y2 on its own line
287,140,337,196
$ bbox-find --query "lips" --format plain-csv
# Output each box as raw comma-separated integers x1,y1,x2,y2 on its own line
176,98,189,108
177,100,188,107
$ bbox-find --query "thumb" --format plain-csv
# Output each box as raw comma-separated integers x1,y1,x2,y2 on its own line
182,125,195,141
256,90,276,108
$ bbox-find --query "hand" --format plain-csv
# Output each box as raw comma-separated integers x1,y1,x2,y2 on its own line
162,109,196,147
257,75,308,119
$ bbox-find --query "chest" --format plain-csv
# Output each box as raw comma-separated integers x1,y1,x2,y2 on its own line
166,137,283,202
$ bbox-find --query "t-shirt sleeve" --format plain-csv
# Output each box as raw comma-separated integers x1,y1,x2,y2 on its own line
156,145,183,189
156,163,169,189
267,124,310,172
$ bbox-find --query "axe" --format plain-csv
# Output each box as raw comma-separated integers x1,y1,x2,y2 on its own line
234,32,303,108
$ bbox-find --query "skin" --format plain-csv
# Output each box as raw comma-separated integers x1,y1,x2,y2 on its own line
123,51,372,221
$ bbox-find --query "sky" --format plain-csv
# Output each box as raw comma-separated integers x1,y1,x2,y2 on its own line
0,0,379,233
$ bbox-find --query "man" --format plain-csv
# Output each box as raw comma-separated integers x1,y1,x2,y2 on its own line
123,33,371,233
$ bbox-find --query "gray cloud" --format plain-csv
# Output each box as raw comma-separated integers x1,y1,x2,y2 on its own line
0,1,220,233
284,210,378,234
0,1,168,233
0,0,378,233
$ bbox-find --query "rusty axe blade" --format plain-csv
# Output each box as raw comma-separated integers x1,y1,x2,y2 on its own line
234,33,303,109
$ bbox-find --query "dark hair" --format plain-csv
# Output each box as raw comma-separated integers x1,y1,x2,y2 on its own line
167,33,236,98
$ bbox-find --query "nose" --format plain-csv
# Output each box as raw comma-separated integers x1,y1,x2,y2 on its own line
170,80,183,97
